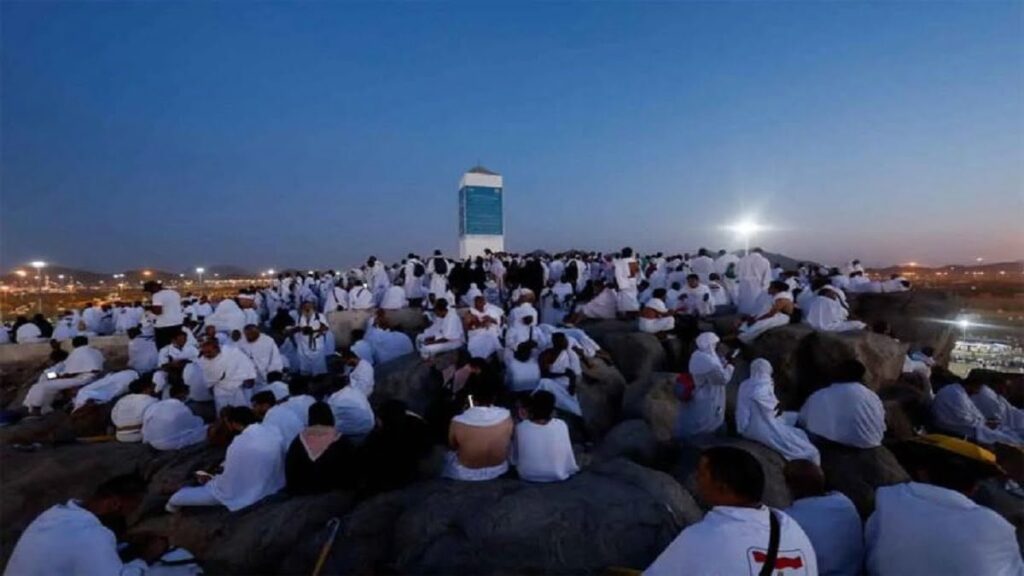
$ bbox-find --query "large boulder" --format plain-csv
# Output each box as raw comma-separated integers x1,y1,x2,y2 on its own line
372,353,444,419
817,442,910,519
849,290,960,365
310,459,702,575
592,419,659,467
672,437,792,508
623,373,679,442
577,358,627,438
578,319,638,345
807,331,907,393
325,308,428,350
744,324,816,409
132,491,356,575
601,332,667,382
746,325,907,409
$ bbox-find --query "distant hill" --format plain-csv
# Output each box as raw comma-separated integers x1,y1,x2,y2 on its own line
0,263,256,285
3,257,1018,285
870,261,1023,275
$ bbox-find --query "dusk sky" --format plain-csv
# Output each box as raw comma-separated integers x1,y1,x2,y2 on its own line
2,1,1022,272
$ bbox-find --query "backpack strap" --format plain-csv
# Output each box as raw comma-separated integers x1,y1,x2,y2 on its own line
759,509,781,576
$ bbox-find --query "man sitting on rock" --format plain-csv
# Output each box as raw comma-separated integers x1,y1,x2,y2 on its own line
798,360,886,449
783,460,864,576
803,286,866,333
111,377,160,443
565,279,618,323
535,333,583,417
153,329,207,402
678,274,715,318
645,446,818,576
867,435,1024,575
970,377,1024,439
416,299,465,360
142,383,208,451
932,377,1023,447
327,378,376,441
24,335,105,415
511,391,578,483
465,295,504,360
737,280,794,344
166,406,285,512
252,390,304,453
5,474,195,575
638,288,675,337
443,379,514,482
126,327,159,374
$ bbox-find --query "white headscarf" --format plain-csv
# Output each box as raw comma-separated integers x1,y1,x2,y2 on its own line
750,358,773,381
689,332,723,375
736,358,774,431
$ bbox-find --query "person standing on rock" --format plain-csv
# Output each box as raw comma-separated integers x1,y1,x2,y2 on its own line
678,332,734,438
145,281,185,351
613,247,642,318
735,247,772,316
645,446,818,576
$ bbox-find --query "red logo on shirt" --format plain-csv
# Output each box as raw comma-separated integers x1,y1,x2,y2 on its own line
747,548,808,575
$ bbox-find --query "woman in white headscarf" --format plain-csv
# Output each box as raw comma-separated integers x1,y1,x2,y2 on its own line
678,332,734,437
737,358,820,464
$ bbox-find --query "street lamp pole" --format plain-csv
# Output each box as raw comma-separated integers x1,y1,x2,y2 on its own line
196,267,205,288
30,261,46,314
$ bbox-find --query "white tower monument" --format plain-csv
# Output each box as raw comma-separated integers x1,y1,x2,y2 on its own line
458,165,504,258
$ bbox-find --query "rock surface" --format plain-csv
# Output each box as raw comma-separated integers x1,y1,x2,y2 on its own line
746,324,907,409
817,442,910,518
312,459,702,575
600,332,668,382
849,290,960,365
591,419,659,467
623,372,680,442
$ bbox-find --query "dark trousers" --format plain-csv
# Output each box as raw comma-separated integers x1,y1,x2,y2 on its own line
154,324,183,350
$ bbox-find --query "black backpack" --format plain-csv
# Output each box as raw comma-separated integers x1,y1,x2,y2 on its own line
433,257,448,275
413,262,426,277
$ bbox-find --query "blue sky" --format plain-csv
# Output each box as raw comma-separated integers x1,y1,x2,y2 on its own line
2,1,1022,271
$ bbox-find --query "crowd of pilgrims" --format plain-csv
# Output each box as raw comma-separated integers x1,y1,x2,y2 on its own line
4,247,1023,576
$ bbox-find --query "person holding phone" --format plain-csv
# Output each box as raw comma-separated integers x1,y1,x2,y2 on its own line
23,336,105,415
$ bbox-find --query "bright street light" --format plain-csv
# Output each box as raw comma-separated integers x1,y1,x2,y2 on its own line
195,267,205,286
726,219,765,255
957,318,971,340
29,261,46,270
